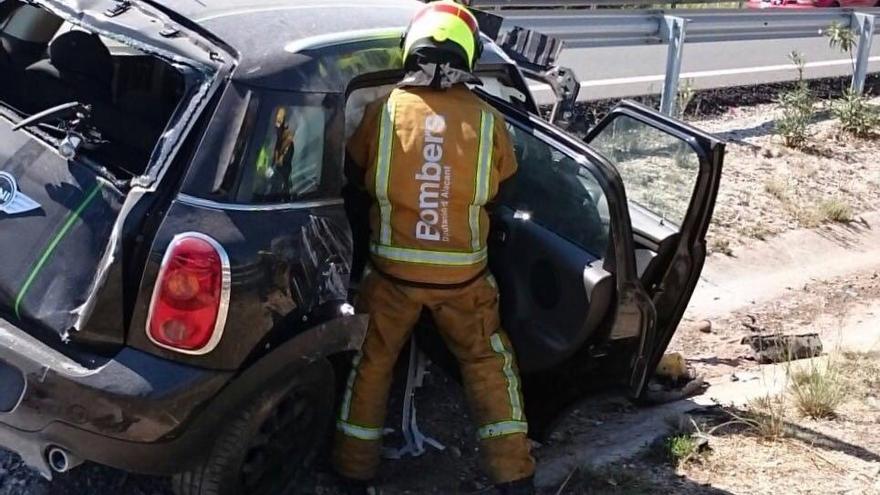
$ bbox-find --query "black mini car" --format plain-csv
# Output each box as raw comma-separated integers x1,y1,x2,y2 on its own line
0,0,724,493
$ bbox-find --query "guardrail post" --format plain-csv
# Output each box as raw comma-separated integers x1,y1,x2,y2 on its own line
851,13,876,95
660,16,687,116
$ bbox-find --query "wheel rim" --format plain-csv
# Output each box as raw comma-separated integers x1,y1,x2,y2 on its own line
239,385,321,494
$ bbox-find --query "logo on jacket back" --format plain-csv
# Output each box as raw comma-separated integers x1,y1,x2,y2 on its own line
0,172,41,216
416,114,452,242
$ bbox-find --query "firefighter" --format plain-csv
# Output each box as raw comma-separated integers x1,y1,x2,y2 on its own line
333,2,535,494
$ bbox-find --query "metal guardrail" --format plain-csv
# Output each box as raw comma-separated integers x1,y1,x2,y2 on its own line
490,6,879,113
474,0,737,7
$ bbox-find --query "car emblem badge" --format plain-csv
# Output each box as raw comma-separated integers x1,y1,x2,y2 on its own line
0,172,40,216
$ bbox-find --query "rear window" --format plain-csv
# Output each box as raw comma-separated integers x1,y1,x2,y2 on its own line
230,91,339,204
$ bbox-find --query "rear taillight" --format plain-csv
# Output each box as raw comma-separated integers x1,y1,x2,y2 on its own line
146,233,230,354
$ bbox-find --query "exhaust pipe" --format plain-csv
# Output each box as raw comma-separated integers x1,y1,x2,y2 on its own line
46,446,81,474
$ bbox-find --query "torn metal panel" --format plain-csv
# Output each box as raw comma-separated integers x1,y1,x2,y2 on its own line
294,214,353,307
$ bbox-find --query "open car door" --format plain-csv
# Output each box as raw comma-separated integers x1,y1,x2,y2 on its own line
584,102,725,390
479,95,723,408
479,95,654,399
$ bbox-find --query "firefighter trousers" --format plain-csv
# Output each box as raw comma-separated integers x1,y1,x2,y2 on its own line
332,268,535,484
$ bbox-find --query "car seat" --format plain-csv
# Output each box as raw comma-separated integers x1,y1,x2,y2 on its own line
0,2,50,108
24,30,113,112
23,31,160,175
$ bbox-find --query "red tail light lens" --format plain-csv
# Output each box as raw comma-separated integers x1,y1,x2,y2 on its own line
147,233,230,354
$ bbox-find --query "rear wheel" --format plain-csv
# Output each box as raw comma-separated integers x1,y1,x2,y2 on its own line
172,359,335,495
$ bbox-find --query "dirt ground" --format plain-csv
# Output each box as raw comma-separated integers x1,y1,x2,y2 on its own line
690,97,880,256
671,266,880,382
660,273,880,495
666,344,880,495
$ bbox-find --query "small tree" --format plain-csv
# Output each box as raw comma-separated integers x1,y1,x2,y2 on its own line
825,22,857,72
775,51,815,148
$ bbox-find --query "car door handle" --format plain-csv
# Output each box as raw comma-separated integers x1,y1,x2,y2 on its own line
583,260,612,304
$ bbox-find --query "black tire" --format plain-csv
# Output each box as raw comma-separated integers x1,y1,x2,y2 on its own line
172,359,335,495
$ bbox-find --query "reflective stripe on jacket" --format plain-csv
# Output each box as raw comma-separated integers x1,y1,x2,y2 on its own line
348,85,518,285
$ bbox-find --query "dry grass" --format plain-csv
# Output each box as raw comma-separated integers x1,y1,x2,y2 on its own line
758,176,843,229
676,352,880,494
837,351,880,398
742,394,788,440
709,238,733,256
789,361,847,419
695,99,880,250
738,223,773,240
764,177,790,201
817,198,854,223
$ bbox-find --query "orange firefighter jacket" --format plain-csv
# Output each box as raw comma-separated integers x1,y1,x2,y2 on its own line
349,85,518,285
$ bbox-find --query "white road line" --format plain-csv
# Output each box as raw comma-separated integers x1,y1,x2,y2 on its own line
529,55,880,91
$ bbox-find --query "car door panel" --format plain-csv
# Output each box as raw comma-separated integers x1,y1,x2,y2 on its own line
476,92,657,396
489,206,613,373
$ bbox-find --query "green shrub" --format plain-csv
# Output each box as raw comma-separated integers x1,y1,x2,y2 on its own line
825,22,857,57
833,89,880,138
824,22,879,137
677,78,697,117
775,52,815,148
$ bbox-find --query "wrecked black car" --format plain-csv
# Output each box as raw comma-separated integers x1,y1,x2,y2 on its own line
0,0,724,493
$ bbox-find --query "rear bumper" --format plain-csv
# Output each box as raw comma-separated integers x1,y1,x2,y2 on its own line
0,317,232,478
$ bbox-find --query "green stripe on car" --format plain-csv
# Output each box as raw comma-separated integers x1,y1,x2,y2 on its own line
14,182,103,319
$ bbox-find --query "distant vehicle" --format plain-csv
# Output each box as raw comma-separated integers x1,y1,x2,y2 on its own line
748,0,879,8
0,0,724,494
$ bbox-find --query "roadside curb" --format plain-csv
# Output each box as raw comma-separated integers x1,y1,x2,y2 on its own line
691,210,880,319
535,397,707,488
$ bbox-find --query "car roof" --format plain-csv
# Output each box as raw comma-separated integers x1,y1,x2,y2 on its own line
166,0,418,88
151,0,512,91
160,0,420,22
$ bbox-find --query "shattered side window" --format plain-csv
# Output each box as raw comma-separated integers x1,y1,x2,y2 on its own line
234,92,338,204
503,123,611,258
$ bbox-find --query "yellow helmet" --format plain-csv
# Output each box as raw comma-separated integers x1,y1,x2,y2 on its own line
402,1,482,71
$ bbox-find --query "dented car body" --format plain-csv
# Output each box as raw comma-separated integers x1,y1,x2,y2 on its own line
0,0,724,493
